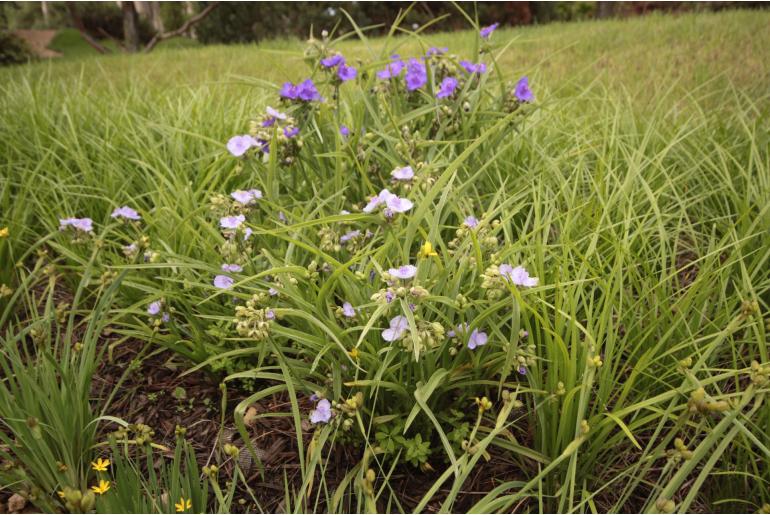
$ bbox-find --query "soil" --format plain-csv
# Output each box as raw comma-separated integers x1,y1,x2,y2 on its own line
12,30,62,59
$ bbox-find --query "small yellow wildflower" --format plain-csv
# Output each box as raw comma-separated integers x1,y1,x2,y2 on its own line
175,497,193,512
0,227,8,238
91,457,110,472
91,480,110,495
418,241,438,258
57,490,65,499
348,347,360,360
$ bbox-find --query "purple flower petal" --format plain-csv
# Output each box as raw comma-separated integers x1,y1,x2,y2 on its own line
227,135,258,157
230,189,262,205
111,206,141,220
221,263,243,273
480,22,499,39
338,64,357,82
391,166,414,181
467,328,488,350
388,265,417,279
219,214,245,229
514,76,534,103
464,216,479,228
436,77,458,99
147,301,162,316
321,54,345,68
213,275,234,289
310,398,332,424
341,302,355,318
500,264,539,287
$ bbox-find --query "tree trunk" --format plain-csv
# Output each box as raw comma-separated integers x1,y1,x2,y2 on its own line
41,1,50,26
596,2,617,19
183,1,198,39
122,1,140,52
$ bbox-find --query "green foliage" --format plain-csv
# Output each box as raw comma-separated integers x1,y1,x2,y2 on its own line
0,31,33,66
1,8,769,513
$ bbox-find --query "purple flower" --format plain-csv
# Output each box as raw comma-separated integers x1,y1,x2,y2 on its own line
499,264,539,287
391,166,414,181
230,189,262,205
518,365,527,375
340,230,361,243
227,135,258,157
297,79,321,101
310,398,332,424
111,206,141,221
147,301,162,316
243,227,254,240
266,309,275,320
436,77,458,99
278,211,287,223
382,315,409,342
448,323,469,338
460,60,487,75
339,125,350,137
388,265,417,280
283,126,300,138
385,194,413,213
309,393,319,402
384,291,395,303
467,329,488,350
405,58,427,91
59,217,93,233
279,82,299,100
464,216,479,228
266,106,287,120
221,263,243,273
480,22,499,39
514,76,534,103
337,64,357,82
213,275,234,289
426,46,448,57
341,302,355,318
321,54,345,68
220,214,245,230
161,312,170,323
376,57,405,80
268,287,278,296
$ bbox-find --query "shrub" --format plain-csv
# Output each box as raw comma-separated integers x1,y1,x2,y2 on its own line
0,31,33,66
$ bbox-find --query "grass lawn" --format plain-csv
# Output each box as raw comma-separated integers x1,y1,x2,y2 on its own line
1,8,769,514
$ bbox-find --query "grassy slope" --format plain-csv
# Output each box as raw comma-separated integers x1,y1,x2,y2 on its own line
1,9,769,513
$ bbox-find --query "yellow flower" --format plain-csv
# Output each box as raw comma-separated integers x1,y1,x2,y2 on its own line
175,497,192,512
0,227,8,238
418,241,438,259
91,480,110,495
57,490,65,499
348,347,360,360
91,457,110,472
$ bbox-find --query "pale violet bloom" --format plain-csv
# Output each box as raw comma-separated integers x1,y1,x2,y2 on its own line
310,398,332,424
266,106,287,120
363,188,413,215
221,263,243,273
59,217,93,233
111,206,141,220
341,302,356,318
147,301,162,316
447,323,470,338
213,275,234,289
467,329,488,350
268,287,278,296
391,166,414,181
480,22,499,39
220,214,246,230
340,230,361,243
499,264,539,287
243,227,253,240
227,135,258,157
266,309,275,320
464,216,479,228
382,315,409,342
388,265,417,280
230,189,263,205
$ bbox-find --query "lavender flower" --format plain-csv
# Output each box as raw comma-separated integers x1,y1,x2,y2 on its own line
362,189,413,214
310,399,332,424
266,309,275,320
283,126,300,138
213,275,234,289
147,301,162,316
480,22,499,39
464,216,479,228
388,265,417,280
219,214,245,230
111,206,141,221
266,106,287,120
297,79,321,101
376,56,405,80
279,82,299,99
518,365,528,375
499,264,539,287
467,328,488,350
460,60,487,74
339,125,350,137
436,77,458,99
405,58,427,91
340,230,361,243
221,263,243,273
230,189,262,205
426,46,448,57
338,64,357,82
321,54,345,68
391,166,414,181
514,76,534,103
227,135,257,157
244,227,254,240
341,302,355,318
59,217,94,232
382,315,409,342
268,287,278,296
